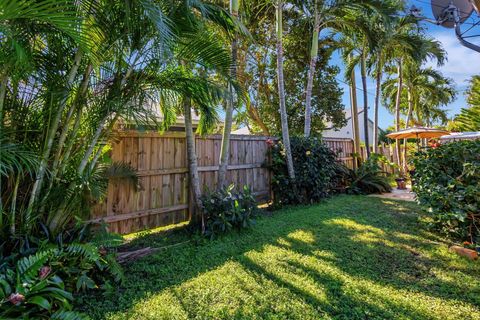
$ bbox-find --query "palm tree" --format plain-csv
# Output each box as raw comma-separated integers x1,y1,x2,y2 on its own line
0,0,235,236
382,30,446,171
368,16,420,152
302,0,390,138
383,45,447,172
349,55,362,168
454,75,480,131
218,0,241,189
304,0,320,137
276,0,295,179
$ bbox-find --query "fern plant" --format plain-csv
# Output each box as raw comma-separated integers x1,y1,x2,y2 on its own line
0,240,123,319
0,249,86,319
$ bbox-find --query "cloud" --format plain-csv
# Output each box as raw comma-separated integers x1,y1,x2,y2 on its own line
427,30,480,88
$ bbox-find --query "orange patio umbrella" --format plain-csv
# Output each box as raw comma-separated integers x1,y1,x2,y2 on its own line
387,126,451,153
386,126,450,140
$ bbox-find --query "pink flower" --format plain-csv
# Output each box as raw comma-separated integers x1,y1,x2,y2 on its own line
8,293,25,305
39,266,51,280
266,138,274,147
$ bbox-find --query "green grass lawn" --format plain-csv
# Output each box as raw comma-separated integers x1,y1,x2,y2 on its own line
82,196,480,320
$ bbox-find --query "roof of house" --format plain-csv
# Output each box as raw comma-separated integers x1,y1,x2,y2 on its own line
232,127,251,135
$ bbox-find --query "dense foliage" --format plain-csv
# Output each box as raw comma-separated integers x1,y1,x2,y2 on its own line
0,230,123,319
200,185,258,238
234,0,347,135
450,75,480,131
343,154,393,195
0,1,236,317
270,137,339,206
412,141,480,242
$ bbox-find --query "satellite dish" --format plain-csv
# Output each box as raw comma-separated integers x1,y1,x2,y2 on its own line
411,0,480,53
431,0,474,28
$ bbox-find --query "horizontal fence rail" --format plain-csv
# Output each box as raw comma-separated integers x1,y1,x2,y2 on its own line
91,132,274,234
92,132,397,234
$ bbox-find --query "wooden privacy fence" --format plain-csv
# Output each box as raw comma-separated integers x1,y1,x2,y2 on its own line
322,138,355,169
91,132,398,234
91,131,273,234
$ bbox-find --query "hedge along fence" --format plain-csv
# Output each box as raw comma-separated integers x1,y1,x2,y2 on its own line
91,132,397,234
91,131,274,234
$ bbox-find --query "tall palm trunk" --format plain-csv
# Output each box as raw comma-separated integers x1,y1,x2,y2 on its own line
0,75,7,213
373,57,382,153
394,59,403,171
304,0,320,137
0,75,7,130
276,0,295,179
218,0,240,189
26,49,83,221
184,98,204,233
360,51,370,158
403,86,414,173
349,56,361,168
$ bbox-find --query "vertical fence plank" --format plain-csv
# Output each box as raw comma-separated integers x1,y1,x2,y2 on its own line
92,132,395,234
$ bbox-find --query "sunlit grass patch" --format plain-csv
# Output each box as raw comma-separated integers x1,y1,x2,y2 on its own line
82,196,480,320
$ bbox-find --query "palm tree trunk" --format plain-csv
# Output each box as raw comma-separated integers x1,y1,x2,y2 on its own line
276,0,295,179
349,55,361,168
373,58,382,153
77,114,111,175
360,51,370,158
51,65,92,180
0,74,8,213
403,87,414,173
0,75,7,129
26,49,83,219
184,98,204,233
394,59,403,172
218,0,240,190
304,1,320,137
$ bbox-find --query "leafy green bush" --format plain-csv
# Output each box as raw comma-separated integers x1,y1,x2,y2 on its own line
0,226,123,319
343,154,392,195
412,140,480,242
201,185,258,238
269,137,339,206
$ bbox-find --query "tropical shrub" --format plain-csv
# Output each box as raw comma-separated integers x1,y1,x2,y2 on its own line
412,140,480,242
269,137,339,206
0,240,122,319
201,185,258,238
343,154,392,195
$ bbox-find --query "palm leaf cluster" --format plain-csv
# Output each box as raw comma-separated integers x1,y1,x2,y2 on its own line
0,0,237,245
453,75,480,131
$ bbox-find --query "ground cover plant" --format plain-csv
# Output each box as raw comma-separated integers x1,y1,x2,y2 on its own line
412,140,480,243
81,196,480,320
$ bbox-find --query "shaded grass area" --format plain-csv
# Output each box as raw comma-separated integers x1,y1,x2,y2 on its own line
82,196,480,320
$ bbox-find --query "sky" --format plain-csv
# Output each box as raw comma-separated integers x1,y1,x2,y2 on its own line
331,0,480,130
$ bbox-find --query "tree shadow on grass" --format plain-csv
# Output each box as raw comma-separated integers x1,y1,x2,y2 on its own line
81,196,480,319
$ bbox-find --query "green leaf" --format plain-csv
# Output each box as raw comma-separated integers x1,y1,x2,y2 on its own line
29,295,51,310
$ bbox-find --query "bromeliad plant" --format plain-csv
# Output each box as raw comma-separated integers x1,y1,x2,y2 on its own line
201,185,258,238
343,153,392,195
